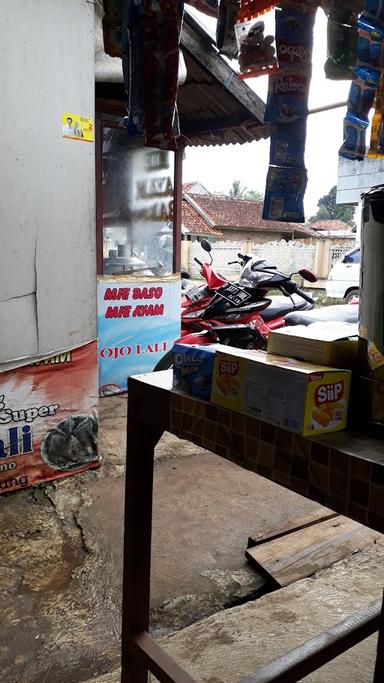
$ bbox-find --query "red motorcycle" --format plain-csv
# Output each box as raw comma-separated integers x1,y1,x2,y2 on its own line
154,240,317,370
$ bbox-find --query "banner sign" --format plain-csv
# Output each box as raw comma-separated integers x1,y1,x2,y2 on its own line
0,341,99,494
97,278,180,394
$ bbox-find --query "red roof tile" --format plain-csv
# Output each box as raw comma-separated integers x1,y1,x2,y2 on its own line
184,193,318,238
182,199,223,236
310,220,353,232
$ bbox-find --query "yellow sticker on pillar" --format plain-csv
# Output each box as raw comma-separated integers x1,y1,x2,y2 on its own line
62,112,94,142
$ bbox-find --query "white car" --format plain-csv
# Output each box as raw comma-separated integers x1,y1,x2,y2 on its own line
326,247,360,302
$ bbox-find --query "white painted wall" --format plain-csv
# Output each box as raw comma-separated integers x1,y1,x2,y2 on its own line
188,240,242,279
0,0,96,368
186,240,317,281
337,157,384,205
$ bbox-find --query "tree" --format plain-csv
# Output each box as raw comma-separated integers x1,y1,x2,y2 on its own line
308,186,356,228
246,189,264,201
229,179,247,198
229,180,263,201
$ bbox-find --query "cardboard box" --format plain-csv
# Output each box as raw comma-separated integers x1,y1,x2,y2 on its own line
211,348,351,436
172,343,217,401
358,338,384,380
357,376,384,424
267,323,358,368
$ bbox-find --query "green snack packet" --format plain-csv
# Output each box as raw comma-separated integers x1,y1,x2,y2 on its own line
325,3,358,80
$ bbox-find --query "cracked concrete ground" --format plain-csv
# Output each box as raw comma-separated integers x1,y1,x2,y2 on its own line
0,395,382,682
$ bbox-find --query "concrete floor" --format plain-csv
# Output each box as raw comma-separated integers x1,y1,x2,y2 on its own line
157,541,384,682
0,395,382,682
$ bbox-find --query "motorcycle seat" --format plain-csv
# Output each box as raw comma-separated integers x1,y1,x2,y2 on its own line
285,304,359,326
261,295,312,322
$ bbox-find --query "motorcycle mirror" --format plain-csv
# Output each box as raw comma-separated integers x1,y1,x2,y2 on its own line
298,268,317,283
181,269,190,279
200,239,212,253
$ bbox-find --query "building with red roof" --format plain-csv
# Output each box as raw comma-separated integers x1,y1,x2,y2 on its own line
182,191,318,243
309,220,354,237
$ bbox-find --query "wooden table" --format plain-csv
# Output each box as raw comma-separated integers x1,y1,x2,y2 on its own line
121,370,384,682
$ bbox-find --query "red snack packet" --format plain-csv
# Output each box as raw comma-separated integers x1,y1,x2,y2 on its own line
144,0,183,150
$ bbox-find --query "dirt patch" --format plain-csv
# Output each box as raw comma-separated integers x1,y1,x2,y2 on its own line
0,479,119,683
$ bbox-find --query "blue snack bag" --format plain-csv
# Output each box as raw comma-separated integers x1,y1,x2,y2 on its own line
365,0,384,24
347,66,380,119
265,69,311,124
262,166,307,223
357,13,384,70
269,119,307,167
264,165,307,195
172,344,217,401
339,111,369,160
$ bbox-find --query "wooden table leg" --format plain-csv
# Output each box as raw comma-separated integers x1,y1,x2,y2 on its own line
121,380,165,683
373,590,384,683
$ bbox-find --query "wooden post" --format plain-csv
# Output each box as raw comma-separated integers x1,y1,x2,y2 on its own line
173,144,183,274
373,591,384,682
121,379,165,682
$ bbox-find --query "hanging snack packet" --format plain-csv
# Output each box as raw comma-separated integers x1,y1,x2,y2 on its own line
339,111,369,160
339,0,384,162
236,19,277,75
357,13,384,71
122,0,146,143
281,0,318,12
102,0,123,58
122,0,183,151
269,118,307,167
324,3,357,80
275,6,315,71
262,166,307,222
368,109,382,155
347,66,380,120
216,0,240,58
378,122,384,153
364,0,384,25
143,0,184,151
265,68,311,123
368,73,384,156
160,0,184,149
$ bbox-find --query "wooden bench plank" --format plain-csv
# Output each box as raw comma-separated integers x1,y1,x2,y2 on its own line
246,517,380,587
247,508,338,549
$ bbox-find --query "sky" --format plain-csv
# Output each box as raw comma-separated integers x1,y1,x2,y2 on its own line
182,8,352,219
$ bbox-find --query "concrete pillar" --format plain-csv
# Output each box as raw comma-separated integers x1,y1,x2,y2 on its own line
0,0,96,366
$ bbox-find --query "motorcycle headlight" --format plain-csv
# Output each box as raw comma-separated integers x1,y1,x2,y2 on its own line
239,268,268,288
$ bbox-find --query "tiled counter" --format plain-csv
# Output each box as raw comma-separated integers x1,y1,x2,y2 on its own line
170,393,384,533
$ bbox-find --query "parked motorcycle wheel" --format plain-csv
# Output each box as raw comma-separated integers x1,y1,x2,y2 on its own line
153,350,174,371
344,288,359,304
